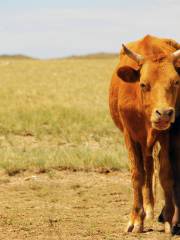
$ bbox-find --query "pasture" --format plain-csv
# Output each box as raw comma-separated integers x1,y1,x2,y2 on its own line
0,55,127,174
0,56,170,239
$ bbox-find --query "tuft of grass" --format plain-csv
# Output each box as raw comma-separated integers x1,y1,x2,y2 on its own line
0,57,128,174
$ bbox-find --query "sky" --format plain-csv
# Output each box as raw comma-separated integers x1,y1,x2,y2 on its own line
0,0,179,58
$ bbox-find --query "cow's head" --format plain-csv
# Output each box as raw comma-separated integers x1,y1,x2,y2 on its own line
117,44,180,130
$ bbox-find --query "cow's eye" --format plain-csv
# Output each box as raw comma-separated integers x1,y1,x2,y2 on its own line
140,83,149,91
174,80,180,86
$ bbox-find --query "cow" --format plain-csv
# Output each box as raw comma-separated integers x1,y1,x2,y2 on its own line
109,35,180,234
158,113,180,235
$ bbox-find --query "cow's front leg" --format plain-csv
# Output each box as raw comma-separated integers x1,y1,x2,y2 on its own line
142,155,154,220
124,132,145,233
159,133,174,234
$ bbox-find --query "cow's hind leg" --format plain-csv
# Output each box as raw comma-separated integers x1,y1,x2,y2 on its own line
124,132,145,233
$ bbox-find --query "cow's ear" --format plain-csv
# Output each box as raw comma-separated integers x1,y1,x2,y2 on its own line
117,66,140,83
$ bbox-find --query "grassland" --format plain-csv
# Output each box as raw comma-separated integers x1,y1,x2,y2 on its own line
0,56,170,240
0,55,128,175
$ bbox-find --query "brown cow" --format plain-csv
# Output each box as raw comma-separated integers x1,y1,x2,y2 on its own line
109,35,180,233
158,114,180,235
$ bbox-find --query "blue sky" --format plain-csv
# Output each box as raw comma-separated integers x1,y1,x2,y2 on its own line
0,0,179,58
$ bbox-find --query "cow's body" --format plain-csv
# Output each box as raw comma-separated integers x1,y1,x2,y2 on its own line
109,35,180,233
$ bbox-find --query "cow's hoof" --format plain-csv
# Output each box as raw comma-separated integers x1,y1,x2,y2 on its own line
126,222,134,232
164,222,171,234
172,224,180,235
126,221,143,233
132,224,143,233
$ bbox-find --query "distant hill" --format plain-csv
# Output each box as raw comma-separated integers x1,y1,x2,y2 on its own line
0,53,119,60
0,54,35,60
65,52,119,60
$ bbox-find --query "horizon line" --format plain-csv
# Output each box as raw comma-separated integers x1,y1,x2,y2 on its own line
0,51,119,60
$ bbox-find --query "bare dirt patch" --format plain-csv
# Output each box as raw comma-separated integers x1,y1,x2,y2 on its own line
0,170,174,240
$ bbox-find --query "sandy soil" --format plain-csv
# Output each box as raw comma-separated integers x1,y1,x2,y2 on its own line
0,170,176,240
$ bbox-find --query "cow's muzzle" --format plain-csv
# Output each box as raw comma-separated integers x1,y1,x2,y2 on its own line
151,107,175,130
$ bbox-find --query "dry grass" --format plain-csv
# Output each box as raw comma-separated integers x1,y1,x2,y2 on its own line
0,56,128,175
0,170,171,240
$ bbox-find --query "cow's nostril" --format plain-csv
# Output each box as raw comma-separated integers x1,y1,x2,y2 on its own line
155,110,162,116
166,109,174,117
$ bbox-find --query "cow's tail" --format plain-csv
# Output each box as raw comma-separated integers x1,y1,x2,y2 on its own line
152,141,161,206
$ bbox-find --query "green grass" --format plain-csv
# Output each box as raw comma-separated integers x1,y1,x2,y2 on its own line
0,57,128,175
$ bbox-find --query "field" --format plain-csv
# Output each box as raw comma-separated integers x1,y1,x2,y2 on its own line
0,170,172,240
0,56,171,239
0,55,127,175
